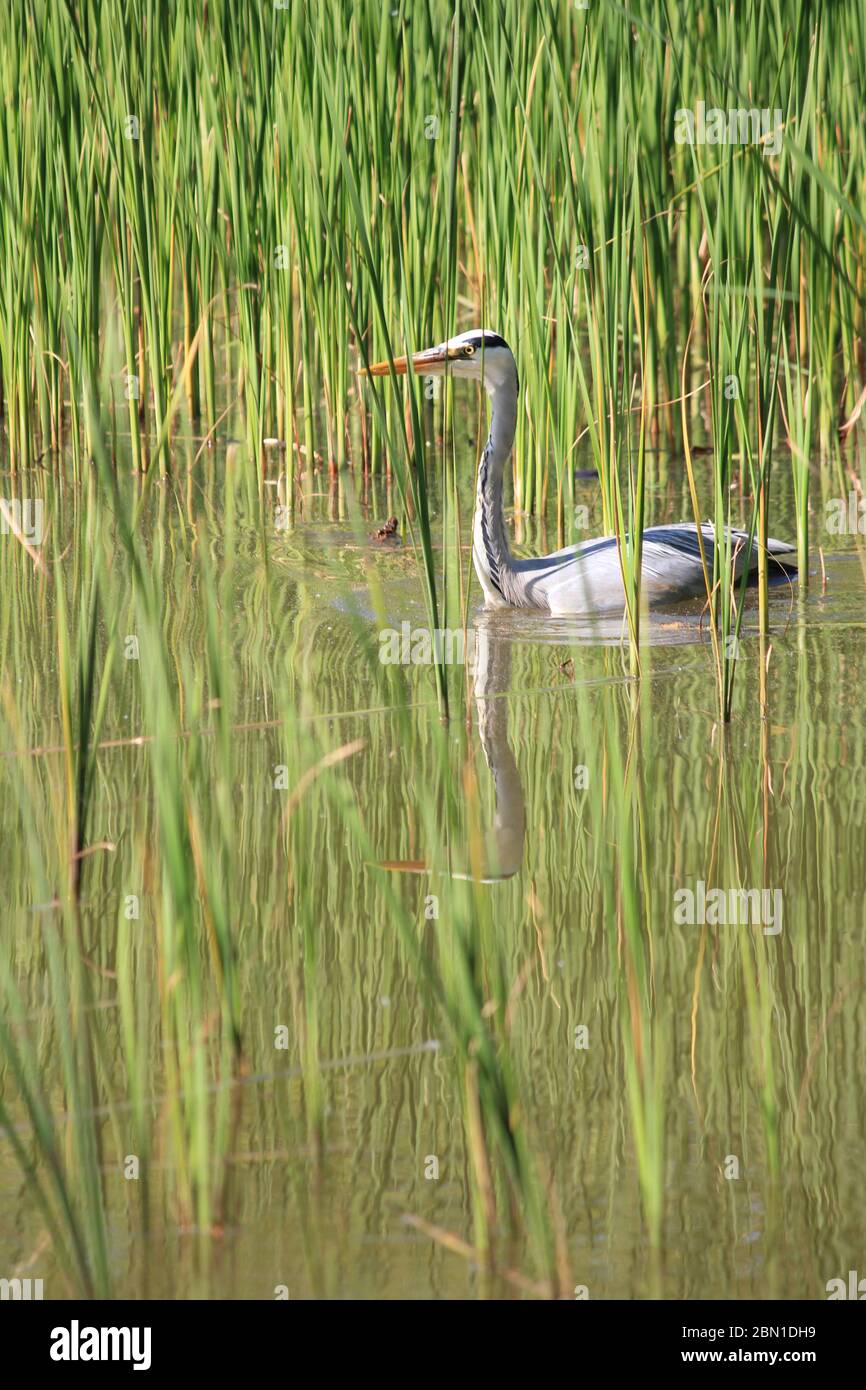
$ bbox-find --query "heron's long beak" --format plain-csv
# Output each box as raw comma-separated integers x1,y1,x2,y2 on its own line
362,346,453,377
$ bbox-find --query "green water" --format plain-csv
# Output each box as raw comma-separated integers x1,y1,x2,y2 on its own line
1,442,865,1300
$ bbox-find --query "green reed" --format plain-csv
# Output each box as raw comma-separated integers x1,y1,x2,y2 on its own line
2,450,866,1295
0,0,861,685
0,1,858,479
1,0,866,1303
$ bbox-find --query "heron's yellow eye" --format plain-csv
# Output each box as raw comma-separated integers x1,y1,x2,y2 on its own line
464,344,475,357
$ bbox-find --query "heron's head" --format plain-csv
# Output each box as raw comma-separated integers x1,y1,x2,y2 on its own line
363,329,518,396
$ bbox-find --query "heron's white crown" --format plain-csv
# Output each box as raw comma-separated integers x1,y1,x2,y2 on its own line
431,329,518,395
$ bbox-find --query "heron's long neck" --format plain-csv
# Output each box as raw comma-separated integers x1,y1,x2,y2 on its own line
473,381,517,606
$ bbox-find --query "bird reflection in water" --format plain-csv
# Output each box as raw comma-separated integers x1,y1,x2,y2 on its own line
379,615,525,884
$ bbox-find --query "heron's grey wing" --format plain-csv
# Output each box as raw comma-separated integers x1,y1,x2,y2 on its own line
505,533,619,611
511,529,711,612
644,524,796,582
509,536,628,613
507,524,795,615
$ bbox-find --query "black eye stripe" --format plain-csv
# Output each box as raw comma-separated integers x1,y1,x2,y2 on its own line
463,333,508,352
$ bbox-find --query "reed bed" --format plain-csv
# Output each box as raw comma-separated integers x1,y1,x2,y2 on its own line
1,0,865,1300
1,2,863,683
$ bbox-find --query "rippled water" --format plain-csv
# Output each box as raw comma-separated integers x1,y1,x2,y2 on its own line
2,437,865,1299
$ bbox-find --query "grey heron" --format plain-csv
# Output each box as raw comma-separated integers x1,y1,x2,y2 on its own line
365,330,796,614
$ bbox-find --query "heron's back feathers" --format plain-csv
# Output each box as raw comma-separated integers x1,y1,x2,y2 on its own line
505,523,795,615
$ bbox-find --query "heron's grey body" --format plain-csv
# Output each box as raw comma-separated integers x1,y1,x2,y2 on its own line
476,517,794,616
369,329,796,614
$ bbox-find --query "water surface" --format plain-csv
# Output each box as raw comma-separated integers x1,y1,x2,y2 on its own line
1,440,865,1299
